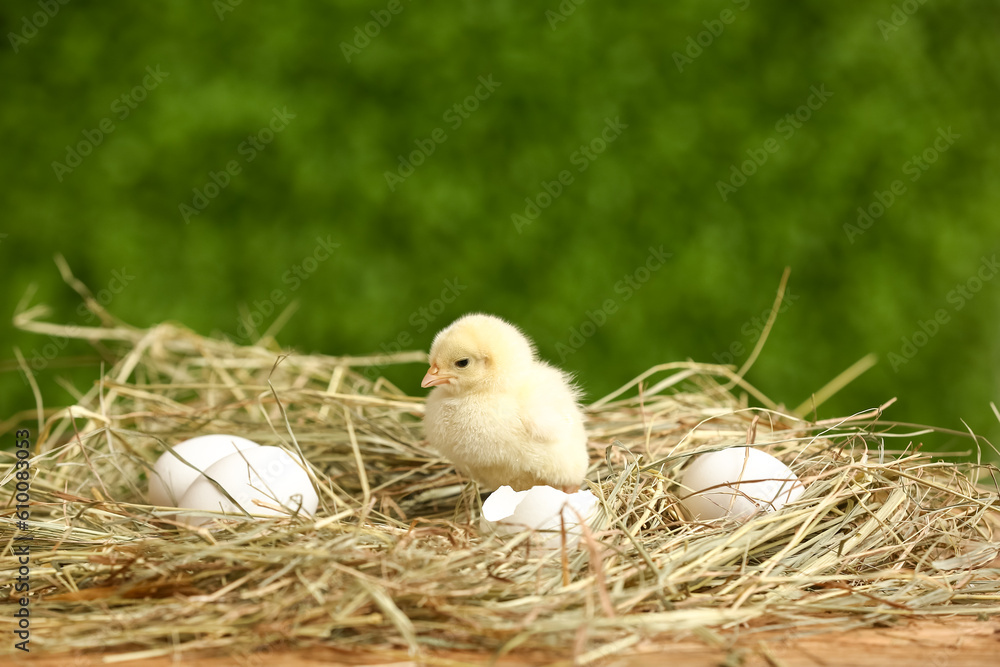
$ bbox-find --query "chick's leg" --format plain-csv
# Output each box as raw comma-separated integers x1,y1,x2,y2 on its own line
452,476,482,525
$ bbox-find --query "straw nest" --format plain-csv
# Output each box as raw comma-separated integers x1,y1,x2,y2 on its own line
3,283,999,663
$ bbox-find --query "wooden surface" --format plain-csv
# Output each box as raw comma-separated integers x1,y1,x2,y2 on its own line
9,617,999,666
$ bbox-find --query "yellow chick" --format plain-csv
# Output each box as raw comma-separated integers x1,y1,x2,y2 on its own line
421,313,589,492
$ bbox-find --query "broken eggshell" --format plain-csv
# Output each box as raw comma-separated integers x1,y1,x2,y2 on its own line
679,447,805,523
481,485,598,549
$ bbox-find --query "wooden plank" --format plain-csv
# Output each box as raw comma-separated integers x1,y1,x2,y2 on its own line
8,617,999,666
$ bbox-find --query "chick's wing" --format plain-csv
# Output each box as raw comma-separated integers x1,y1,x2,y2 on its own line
516,363,583,445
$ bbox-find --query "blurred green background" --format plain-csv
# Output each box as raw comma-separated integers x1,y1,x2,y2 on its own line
1,1,998,456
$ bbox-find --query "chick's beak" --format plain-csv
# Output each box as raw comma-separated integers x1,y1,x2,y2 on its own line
421,365,452,388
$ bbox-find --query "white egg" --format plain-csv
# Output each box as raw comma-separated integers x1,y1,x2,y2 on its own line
679,447,805,522
148,434,262,506
176,446,318,526
481,485,598,550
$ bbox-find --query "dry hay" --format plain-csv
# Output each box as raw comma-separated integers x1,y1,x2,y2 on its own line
2,286,999,664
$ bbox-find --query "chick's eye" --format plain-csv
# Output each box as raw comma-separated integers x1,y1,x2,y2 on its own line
455,358,470,368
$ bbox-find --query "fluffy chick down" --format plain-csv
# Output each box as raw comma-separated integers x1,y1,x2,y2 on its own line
421,313,589,492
